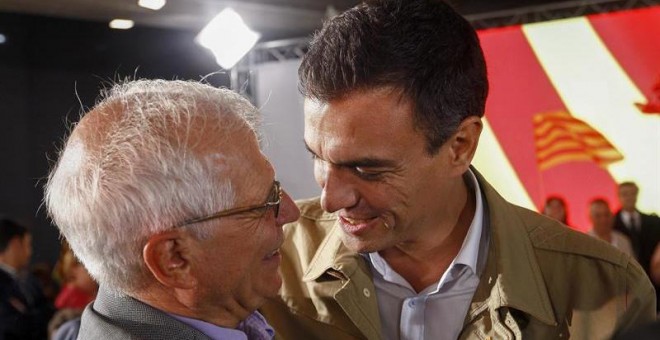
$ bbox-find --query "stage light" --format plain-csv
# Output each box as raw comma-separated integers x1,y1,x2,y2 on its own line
196,8,260,70
109,19,135,30
0,34,6,44
138,0,166,11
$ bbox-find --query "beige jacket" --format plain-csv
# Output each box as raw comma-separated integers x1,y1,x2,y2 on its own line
261,171,656,339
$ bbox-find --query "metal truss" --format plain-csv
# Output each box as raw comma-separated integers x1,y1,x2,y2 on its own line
232,0,659,97
230,38,309,99
466,0,659,29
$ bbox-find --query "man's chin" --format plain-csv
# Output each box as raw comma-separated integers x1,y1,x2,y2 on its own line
340,233,384,254
263,274,282,298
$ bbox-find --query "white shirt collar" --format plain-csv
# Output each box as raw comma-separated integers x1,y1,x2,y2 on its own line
621,210,641,228
0,262,17,278
450,169,484,275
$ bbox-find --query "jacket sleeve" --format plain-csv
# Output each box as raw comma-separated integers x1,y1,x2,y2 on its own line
616,259,657,333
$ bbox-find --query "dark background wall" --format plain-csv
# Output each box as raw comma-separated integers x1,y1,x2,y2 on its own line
0,13,229,266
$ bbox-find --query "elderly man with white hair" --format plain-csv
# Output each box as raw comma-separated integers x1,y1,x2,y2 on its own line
45,79,300,339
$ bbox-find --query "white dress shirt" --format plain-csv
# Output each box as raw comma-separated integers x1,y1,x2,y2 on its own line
367,169,489,340
621,210,641,232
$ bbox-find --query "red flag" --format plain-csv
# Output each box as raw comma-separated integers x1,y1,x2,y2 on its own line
635,75,660,115
533,111,624,171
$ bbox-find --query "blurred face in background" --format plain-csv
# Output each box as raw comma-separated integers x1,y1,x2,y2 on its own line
618,184,638,212
69,262,98,295
590,201,613,234
13,233,33,270
544,198,567,224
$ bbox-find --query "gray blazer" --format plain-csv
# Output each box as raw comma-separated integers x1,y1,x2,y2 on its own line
77,286,211,339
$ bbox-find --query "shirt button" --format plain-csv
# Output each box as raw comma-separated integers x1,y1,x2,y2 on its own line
363,288,371,298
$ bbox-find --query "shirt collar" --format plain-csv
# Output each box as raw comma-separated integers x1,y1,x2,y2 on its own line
0,262,17,278
169,311,273,340
621,210,640,225
452,169,484,274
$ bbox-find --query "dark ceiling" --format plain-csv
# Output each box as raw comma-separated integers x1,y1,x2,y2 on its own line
0,0,633,41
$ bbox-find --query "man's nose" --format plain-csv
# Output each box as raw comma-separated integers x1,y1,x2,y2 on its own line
277,190,301,225
320,166,358,213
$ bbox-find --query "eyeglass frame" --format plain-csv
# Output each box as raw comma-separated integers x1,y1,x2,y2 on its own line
174,180,282,228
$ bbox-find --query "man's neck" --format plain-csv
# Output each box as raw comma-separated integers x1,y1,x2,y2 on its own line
622,207,637,214
378,178,476,293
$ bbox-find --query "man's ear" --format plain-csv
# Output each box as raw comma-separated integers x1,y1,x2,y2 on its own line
448,116,483,172
143,230,197,289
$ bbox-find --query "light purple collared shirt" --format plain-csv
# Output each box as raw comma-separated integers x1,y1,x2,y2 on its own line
170,311,274,340
367,169,490,340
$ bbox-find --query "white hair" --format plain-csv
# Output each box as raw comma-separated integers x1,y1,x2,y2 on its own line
45,79,260,294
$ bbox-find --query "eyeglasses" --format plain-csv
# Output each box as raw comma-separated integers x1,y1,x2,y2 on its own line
175,181,282,228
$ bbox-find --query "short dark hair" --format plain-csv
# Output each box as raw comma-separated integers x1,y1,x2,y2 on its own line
589,198,610,209
618,181,638,192
545,195,567,208
299,0,488,154
0,218,29,253
544,195,568,224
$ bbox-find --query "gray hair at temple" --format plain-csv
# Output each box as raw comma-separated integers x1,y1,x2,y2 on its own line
45,79,260,295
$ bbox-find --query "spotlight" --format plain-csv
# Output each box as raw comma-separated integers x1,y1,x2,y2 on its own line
109,19,135,30
196,8,260,70
138,0,166,11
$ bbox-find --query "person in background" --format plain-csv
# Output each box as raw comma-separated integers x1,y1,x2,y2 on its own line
31,262,58,306
588,198,635,257
44,79,300,339
614,181,660,312
0,218,51,339
48,242,98,339
53,242,97,310
259,1,656,339
614,181,660,269
543,195,570,226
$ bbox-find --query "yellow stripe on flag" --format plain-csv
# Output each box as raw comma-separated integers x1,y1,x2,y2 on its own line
523,17,660,214
533,110,623,170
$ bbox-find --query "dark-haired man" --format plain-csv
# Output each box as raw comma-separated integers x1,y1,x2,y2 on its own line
614,181,660,312
260,1,655,339
0,218,43,339
615,182,660,270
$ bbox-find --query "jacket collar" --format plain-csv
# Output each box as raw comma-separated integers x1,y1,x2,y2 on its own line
302,167,557,327
302,222,351,282
470,168,557,326
301,215,382,340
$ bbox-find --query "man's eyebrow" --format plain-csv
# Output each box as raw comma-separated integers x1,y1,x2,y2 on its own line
304,141,397,168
